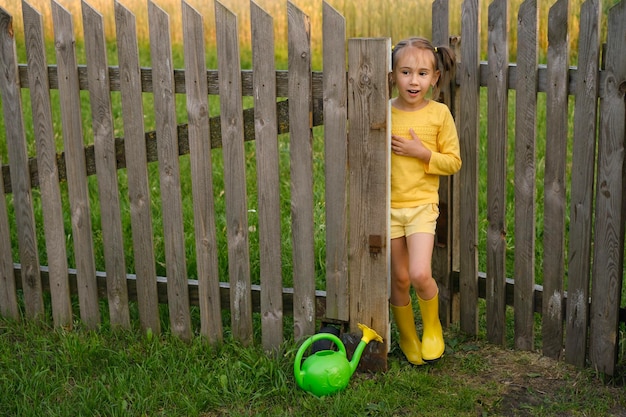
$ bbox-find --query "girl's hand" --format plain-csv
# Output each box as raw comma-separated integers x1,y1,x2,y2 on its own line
391,129,432,163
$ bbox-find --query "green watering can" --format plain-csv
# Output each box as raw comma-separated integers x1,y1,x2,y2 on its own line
294,323,383,397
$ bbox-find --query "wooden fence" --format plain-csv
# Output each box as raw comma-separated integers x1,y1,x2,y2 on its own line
0,0,625,376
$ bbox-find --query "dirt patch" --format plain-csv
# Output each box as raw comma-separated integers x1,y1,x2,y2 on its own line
446,343,626,416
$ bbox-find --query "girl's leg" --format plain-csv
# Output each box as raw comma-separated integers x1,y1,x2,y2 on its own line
390,237,411,306
390,237,424,365
406,232,445,361
405,232,437,299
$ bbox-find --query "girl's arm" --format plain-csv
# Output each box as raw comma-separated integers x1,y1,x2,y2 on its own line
425,109,461,175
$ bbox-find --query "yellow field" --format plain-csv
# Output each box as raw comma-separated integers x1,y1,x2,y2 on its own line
3,0,621,65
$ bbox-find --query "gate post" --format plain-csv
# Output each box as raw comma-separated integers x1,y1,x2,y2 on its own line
347,37,391,372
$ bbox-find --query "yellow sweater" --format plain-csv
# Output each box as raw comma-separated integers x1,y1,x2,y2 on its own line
391,101,462,208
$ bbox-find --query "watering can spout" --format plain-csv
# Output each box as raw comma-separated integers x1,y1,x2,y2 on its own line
349,323,384,374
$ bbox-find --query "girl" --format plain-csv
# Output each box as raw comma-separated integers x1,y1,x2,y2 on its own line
389,37,461,364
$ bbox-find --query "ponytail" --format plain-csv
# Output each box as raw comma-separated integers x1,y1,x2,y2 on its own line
432,44,456,100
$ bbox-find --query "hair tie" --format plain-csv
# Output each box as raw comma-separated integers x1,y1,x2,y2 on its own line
434,46,438,53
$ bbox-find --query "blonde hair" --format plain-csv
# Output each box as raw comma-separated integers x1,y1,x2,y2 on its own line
391,37,456,101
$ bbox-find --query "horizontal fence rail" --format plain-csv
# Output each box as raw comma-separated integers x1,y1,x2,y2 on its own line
0,0,625,375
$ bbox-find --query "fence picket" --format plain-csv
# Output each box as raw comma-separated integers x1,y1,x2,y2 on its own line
0,167,16,319
542,0,569,360
250,1,284,350
22,1,72,329
589,0,626,376
0,19,18,317
322,1,348,323
215,1,254,345
431,0,454,327
52,1,100,328
513,0,538,352
459,0,481,335
565,0,600,368
0,7,44,320
148,1,192,341
114,1,161,335
486,0,509,346
288,1,316,340
83,2,131,329
182,1,223,345
347,37,390,371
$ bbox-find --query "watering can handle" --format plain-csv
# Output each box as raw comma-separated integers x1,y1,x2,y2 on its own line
294,333,347,373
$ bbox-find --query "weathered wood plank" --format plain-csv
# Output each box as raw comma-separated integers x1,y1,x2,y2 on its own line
431,0,454,327
485,0,508,346
182,1,223,345
347,37,390,372
513,0,538,352
565,0,600,368
23,0,72,328
17,65,327,100
542,0,569,360
52,0,100,328
0,143,17,318
0,6,43,320
0,167,17,319
322,2,348,323
19,62,612,101
589,0,626,377
459,0,480,335
82,1,130,329
450,36,462,323
250,1,284,350
288,1,316,340
0,9,14,320
432,0,449,47
14,264,329,321
114,0,160,335
148,1,191,341
215,0,253,345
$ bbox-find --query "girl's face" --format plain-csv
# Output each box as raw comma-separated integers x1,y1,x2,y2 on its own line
392,46,440,111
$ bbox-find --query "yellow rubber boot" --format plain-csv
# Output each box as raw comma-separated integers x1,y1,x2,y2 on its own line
418,292,445,361
390,302,425,365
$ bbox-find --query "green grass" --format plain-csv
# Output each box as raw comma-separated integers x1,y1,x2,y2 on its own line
1,314,624,416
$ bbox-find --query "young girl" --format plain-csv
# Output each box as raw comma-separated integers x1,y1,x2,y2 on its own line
389,37,461,364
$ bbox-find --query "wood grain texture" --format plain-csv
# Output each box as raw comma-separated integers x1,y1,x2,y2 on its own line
589,0,626,376
83,1,130,329
148,0,192,341
0,6,43,320
541,0,569,360
288,1,316,340
251,0,283,350
322,2,348,323
347,38,390,371
182,0,223,345
565,0,600,368
52,0,100,328
485,0,508,346
114,0,161,335
513,0,538,352
215,0,253,345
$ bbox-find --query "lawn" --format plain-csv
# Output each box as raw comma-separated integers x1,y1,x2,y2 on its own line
1,315,625,416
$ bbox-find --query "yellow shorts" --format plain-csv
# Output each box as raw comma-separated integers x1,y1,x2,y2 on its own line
390,204,439,238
